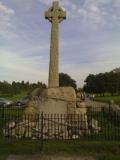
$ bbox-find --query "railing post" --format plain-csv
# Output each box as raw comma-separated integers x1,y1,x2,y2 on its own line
41,112,44,151
2,105,5,136
114,111,117,140
108,101,111,114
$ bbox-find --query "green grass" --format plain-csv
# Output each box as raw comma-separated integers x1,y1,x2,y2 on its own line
44,141,120,156
87,110,120,140
0,101,120,159
0,111,120,159
94,95,120,105
1,140,120,160
0,92,28,102
97,155,120,160
0,139,43,155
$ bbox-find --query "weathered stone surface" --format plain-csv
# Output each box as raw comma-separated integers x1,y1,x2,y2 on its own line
24,87,76,115
76,102,87,114
15,125,25,138
4,90,101,139
8,121,16,129
45,2,66,88
30,88,44,97
45,87,76,101
39,98,67,114
67,102,76,114
89,119,101,134
41,87,75,114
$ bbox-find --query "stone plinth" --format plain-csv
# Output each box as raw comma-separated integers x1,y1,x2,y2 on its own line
25,87,76,115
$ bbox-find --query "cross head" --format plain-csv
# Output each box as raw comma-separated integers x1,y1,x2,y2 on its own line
45,1,66,23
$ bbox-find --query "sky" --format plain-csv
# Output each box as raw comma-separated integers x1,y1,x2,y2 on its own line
0,0,120,87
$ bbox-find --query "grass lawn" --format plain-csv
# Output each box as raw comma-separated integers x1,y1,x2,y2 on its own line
0,95,120,159
0,92,28,102
0,140,120,160
44,141,120,160
0,110,120,160
94,95,120,105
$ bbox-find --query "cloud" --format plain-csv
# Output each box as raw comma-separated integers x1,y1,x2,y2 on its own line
77,0,120,27
0,2,14,14
78,4,105,25
0,50,48,83
39,0,120,28
38,0,77,18
0,2,15,37
0,0,120,87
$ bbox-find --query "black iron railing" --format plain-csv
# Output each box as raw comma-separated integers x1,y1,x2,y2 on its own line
0,105,120,142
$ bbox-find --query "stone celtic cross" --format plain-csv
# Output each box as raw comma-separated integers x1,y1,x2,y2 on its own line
45,1,66,88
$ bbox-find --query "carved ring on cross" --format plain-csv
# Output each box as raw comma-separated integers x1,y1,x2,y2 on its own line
45,1,66,23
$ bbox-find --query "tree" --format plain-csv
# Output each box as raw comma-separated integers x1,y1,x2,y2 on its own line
84,68,120,95
84,74,96,93
0,81,47,96
111,67,120,73
59,73,77,90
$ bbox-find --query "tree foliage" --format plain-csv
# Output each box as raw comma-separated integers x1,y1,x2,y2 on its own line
0,73,77,95
0,81,46,95
59,73,77,90
84,70,120,95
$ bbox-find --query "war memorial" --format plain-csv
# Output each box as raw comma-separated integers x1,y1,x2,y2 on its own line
3,1,120,144
0,1,120,160
1,1,102,140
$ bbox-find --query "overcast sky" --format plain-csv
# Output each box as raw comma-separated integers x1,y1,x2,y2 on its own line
0,0,120,87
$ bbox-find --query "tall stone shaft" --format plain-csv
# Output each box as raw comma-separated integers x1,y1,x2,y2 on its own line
49,13,59,88
45,1,66,88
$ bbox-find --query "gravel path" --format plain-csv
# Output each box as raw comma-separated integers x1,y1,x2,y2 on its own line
85,98,109,108
85,98,120,113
